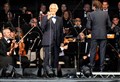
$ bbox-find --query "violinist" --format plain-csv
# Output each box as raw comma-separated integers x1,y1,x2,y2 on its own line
21,18,41,53
10,28,30,68
0,28,13,68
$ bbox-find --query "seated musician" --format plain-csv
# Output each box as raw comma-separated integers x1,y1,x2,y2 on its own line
78,32,90,71
21,18,41,53
111,16,120,71
10,28,30,68
0,28,13,69
71,17,86,37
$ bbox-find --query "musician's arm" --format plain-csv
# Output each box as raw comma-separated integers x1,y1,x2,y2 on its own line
112,25,120,33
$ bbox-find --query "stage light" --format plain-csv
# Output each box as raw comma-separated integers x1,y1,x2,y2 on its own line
81,65,92,77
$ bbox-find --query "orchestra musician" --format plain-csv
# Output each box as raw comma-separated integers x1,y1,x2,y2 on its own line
0,28,13,69
0,3,15,29
10,28,30,68
41,3,64,76
0,3,13,22
111,16,120,71
38,3,47,27
21,18,41,53
86,0,111,72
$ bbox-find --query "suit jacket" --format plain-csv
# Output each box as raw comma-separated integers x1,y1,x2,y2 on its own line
41,16,63,46
0,38,11,56
86,9,111,39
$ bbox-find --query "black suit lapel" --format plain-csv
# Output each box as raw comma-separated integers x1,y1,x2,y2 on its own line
55,17,60,29
2,38,8,45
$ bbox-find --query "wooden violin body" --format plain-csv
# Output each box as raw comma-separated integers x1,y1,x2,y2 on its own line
19,41,26,56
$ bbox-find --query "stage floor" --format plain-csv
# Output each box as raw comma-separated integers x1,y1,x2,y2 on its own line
0,78,120,82
0,72,120,82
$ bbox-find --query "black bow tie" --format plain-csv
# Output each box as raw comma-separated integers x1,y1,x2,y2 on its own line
52,16,57,19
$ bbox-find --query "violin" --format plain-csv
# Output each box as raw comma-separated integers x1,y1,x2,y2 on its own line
18,39,26,56
17,28,26,56
15,27,27,56
9,39,18,56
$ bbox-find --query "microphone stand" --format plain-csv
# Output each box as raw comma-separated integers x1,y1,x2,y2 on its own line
49,17,52,68
69,20,79,74
18,16,22,68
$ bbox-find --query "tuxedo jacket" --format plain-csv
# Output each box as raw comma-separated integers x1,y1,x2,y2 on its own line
41,16,63,46
0,38,11,56
41,16,63,47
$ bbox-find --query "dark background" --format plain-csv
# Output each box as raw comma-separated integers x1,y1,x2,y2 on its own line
0,0,119,17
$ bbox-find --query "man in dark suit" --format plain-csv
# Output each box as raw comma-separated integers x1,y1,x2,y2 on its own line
78,3,91,28
86,0,111,72
41,3,63,75
102,1,114,21
0,28,13,68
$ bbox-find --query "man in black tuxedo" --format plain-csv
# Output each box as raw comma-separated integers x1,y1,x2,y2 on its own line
86,1,111,72
41,3,63,75
0,28,13,68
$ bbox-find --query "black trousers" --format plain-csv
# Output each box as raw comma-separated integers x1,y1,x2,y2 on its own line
43,45,59,69
89,39,107,69
12,55,30,68
0,55,13,69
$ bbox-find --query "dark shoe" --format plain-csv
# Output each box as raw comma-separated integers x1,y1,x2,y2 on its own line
42,73,49,78
100,66,105,72
46,66,53,74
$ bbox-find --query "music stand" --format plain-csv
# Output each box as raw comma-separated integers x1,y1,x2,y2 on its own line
67,42,88,71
